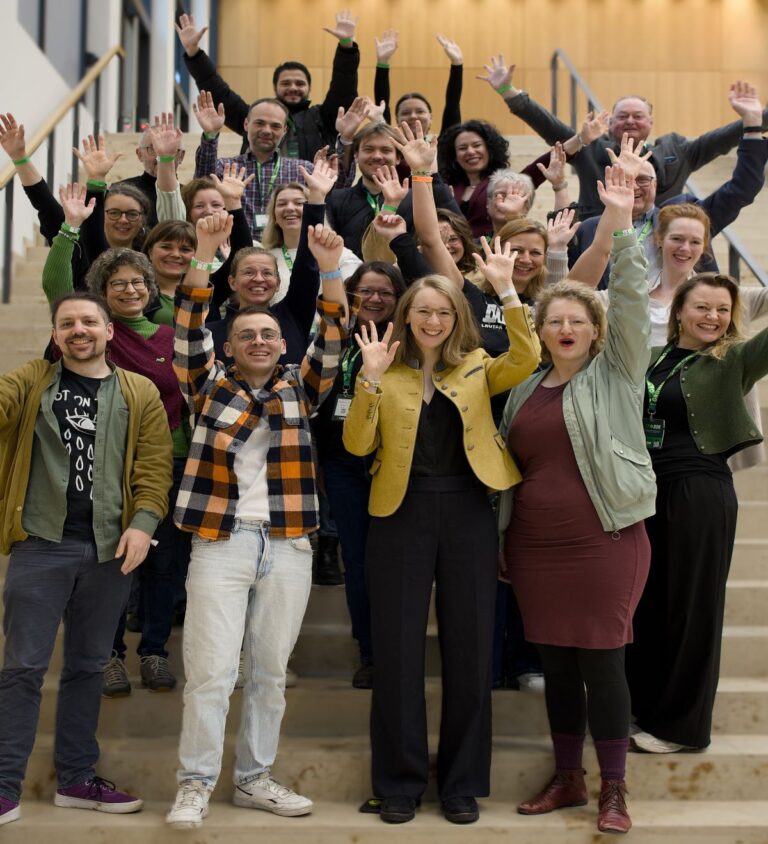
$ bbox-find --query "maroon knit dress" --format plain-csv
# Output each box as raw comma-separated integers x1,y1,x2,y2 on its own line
503,382,650,649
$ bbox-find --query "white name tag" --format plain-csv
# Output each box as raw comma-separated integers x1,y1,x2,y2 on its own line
255,214,269,229
332,396,352,420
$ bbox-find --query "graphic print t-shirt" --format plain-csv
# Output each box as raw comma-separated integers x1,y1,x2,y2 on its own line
52,367,104,539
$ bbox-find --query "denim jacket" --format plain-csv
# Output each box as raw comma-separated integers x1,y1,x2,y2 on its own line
497,233,657,540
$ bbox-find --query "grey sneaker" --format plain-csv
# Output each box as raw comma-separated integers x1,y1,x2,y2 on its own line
233,773,313,816
102,654,131,698
166,780,211,828
140,655,176,692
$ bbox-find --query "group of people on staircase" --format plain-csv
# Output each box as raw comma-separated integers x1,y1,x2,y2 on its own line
0,9,767,836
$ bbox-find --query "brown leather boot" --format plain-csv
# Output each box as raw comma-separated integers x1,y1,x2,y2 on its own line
597,779,631,834
517,769,588,815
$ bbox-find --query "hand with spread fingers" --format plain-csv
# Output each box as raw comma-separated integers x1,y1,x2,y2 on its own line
546,208,580,251
474,236,521,301
192,90,225,137
356,321,400,384
59,183,96,228
75,133,122,182
175,13,208,57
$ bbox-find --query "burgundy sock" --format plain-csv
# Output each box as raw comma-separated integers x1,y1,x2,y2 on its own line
594,737,629,781
551,733,585,771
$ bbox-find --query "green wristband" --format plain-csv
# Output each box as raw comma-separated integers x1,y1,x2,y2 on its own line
12,156,30,166
495,84,513,95
381,204,398,213
61,222,80,235
339,37,353,47
376,63,390,69
86,180,107,190
158,154,176,163
202,131,219,141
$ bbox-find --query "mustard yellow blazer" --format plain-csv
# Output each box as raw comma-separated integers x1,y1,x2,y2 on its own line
342,305,540,517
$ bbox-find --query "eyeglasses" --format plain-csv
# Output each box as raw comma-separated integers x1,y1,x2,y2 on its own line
356,287,396,301
635,175,656,187
108,278,147,292
238,269,276,281
543,317,592,329
411,307,456,322
105,209,142,221
232,328,281,343
441,235,463,246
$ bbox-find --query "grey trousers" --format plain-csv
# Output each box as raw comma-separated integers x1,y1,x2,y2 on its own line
0,536,130,801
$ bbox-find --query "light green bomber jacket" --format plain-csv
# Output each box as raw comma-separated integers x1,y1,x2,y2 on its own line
497,233,657,539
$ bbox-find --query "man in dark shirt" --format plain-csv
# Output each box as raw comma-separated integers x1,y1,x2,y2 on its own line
0,293,172,827
176,11,359,160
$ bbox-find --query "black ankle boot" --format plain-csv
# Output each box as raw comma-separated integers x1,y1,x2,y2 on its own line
314,536,343,585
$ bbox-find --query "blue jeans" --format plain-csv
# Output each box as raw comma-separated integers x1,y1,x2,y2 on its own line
322,454,373,662
0,536,130,801
177,521,313,788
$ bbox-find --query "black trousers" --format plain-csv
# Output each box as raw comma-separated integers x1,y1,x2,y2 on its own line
366,478,498,800
626,473,737,748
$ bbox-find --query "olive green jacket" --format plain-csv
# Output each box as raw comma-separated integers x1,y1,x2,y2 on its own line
498,234,657,538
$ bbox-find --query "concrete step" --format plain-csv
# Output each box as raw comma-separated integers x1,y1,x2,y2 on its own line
724,579,768,625
3,795,768,844
28,676,768,739
736,502,768,540
20,734,768,803
721,627,768,677
734,467,768,501
730,539,768,579
5,800,768,843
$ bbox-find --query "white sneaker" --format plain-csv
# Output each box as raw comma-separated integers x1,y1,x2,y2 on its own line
517,672,545,693
166,780,211,829
631,731,685,753
233,773,313,816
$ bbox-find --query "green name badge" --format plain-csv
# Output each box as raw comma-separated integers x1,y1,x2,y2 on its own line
643,417,665,450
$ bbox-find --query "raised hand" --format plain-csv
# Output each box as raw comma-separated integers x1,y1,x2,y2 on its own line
580,109,610,144
74,133,121,181
536,142,567,186
195,209,234,259
375,30,399,64
300,159,338,203
546,208,580,251
174,13,208,57
729,80,764,125
336,96,369,141
605,132,652,178
474,236,520,299
192,90,225,136
477,54,515,94
365,99,387,125
308,223,344,272
494,183,529,218
436,34,463,66
355,321,399,383
0,113,27,161
372,166,409,207
392,121,437,173
323,9,358,42
372,212,407,243
58,183,96,227
148,112,182,157
210,162,255,208
597,164,635,225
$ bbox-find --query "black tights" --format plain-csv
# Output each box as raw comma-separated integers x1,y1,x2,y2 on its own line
536,644,630,741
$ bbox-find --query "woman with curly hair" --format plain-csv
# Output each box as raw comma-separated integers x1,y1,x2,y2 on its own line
438,119,509,238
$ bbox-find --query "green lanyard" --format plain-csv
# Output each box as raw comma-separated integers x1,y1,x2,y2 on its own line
340,346,362,395
636,218,654,244
365,190,382,216
281,244,294,271
256,154,281,197
645,345,698,417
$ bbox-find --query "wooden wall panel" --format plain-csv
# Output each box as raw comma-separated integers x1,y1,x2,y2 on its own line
215,0,768,138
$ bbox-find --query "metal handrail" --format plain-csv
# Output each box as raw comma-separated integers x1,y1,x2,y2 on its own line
0,45,124,191
549,49,767,287
0,45,124,303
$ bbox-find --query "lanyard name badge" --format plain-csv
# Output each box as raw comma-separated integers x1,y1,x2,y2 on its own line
254,155,281,231
636,217,654,245
643,346,697,449
281,244,294,272
332,346,362,420
366,191,381,216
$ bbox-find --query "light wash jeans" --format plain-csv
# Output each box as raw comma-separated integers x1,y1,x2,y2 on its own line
177,520,312,788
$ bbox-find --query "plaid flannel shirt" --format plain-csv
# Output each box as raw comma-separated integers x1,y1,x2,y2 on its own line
194,137,355,239
172,284,348,540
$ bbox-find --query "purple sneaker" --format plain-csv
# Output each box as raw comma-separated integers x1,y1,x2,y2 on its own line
54,777,143,813
0,796,20,826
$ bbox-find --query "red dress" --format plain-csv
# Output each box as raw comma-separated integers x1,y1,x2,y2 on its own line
503,382,650,649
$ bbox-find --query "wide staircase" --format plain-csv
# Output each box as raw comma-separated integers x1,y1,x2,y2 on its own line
1,134,767,841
